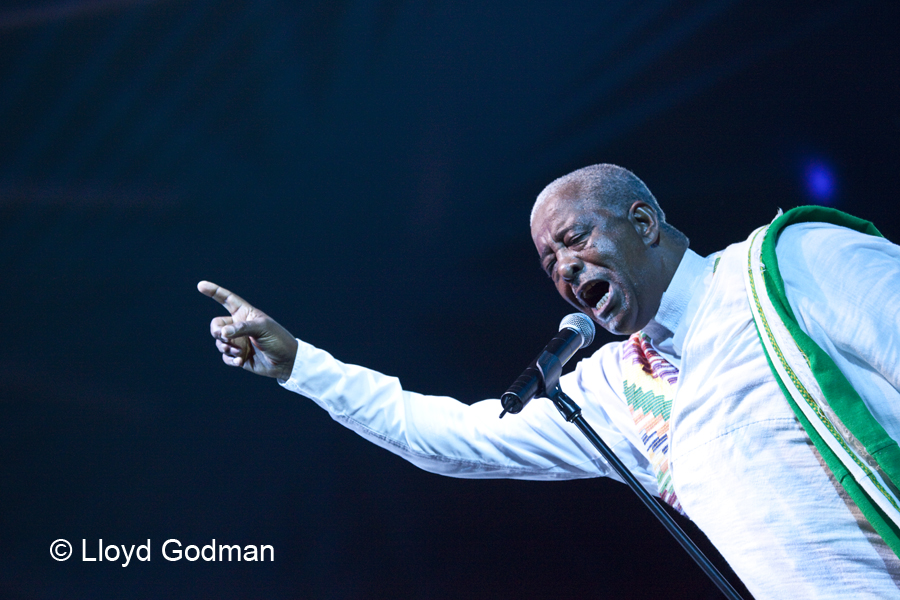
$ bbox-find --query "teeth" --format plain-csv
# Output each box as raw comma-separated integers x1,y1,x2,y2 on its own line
595,292,609,309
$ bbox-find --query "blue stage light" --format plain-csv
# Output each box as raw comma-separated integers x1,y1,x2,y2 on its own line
804,161,836,205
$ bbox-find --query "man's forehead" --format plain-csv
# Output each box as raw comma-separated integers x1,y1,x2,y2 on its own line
532,191,596,233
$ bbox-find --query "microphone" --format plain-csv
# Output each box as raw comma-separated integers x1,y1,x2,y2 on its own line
499,313,596,418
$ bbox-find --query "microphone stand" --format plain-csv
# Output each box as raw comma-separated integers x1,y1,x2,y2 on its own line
545,384,744,600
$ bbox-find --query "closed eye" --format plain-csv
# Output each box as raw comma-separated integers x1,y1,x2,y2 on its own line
564,231,589,251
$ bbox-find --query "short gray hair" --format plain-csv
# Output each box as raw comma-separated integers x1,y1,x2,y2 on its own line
531,163,687,245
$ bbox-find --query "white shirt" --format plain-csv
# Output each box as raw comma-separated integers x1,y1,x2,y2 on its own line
280,222,900,599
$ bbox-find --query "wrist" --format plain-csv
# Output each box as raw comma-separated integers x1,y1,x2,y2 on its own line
278,338,299,381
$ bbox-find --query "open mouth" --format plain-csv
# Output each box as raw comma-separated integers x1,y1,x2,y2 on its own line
579,280,610,312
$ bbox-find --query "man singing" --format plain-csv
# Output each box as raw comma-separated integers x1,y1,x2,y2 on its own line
199,164,900,599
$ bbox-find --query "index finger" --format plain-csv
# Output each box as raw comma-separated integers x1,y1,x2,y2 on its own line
197,280,251,315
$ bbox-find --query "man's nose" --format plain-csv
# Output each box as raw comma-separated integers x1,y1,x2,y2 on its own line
558,253,583,282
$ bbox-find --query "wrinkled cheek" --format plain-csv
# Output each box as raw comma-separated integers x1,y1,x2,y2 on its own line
608,294,635,334
557,286,577,308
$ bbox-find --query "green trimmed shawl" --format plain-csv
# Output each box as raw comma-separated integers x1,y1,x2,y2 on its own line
745,206,900,557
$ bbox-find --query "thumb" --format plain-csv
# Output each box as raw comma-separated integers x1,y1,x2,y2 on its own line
222,318,266,339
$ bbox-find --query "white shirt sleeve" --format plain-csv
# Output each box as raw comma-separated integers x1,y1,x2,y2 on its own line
778,222,900,439
278,337,658,491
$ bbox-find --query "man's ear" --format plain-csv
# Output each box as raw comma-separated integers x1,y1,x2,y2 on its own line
628,201,660,246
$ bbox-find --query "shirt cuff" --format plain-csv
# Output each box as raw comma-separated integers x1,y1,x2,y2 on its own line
277,338,316,391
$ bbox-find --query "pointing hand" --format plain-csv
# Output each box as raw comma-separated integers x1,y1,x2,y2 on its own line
198,281,299,380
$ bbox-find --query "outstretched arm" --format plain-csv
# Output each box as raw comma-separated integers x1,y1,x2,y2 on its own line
276,335,656,485
197,280,656,487
197,280,299,380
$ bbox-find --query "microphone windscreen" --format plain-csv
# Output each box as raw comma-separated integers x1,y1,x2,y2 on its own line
559,313,596,349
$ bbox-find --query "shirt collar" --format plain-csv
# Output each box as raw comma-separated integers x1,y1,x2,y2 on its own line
643,248,714,360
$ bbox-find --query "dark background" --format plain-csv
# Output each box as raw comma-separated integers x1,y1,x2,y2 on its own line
1,1,898,598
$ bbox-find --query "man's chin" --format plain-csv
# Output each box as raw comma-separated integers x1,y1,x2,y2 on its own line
594,311,643,337
594,317,628,337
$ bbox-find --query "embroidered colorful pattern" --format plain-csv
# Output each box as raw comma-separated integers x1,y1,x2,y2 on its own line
622,332,685,515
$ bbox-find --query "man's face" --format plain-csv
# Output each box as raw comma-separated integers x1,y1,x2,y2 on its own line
530,192,659,336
